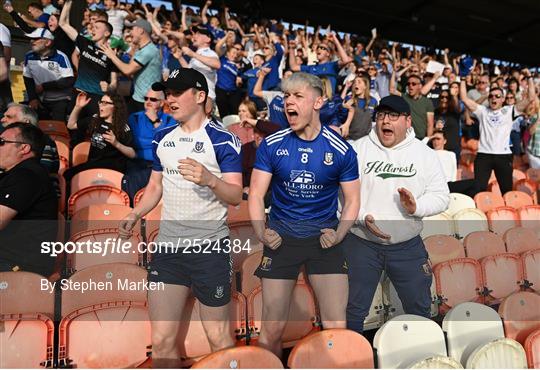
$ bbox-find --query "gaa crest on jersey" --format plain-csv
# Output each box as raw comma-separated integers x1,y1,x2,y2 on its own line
47,62,59,73
323,152,334,165
259,257,272,271
192,141,205,153
214,286,224,299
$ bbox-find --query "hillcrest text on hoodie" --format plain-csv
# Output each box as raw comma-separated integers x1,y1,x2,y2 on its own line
351,127,450,244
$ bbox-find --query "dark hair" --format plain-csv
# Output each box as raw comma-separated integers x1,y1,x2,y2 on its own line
490,87,504,96
94,20,113,37
89,93,128,140
4,122,46,157
28,2,43,11
435,91,459,115
433,129,446,138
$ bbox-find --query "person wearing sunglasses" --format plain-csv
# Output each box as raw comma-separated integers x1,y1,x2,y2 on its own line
0,122,58,277
122,88,176,203
64,92,135,182
434,89,464,162
460,70,537,194
289,32,352,95
347,94,449,334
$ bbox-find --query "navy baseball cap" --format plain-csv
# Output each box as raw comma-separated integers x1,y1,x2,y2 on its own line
152,68,209,95
192,25,214,41
376,95,411,115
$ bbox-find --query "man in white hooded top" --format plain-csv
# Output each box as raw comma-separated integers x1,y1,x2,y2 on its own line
345,94,449,333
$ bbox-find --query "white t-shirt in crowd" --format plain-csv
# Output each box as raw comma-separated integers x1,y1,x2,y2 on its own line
436,150,457,182
473,104,516,155
189,47,219,100
0,23,11,49
107,9,128,38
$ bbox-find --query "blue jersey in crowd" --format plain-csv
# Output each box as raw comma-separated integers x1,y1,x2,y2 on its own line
242,67,259,99
319,95,348,127
216,56,239,92
254,126,359,238
262,43,284,90
128,111,176,161
300,61,340,93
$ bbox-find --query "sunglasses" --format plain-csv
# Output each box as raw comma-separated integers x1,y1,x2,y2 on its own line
318,46,329,51
489,94,502,99
0,137,29,146
440,96,449,100
144,96,160,102
98,100,114,105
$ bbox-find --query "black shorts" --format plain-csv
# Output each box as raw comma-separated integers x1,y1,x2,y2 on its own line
255,234,348,280
147,238,232,307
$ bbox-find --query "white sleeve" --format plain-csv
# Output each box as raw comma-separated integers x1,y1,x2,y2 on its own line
413,150,450,218
0,26,11,47
472,104,486,120
262,91,280,105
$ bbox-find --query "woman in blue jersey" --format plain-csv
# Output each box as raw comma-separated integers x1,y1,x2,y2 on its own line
215,45,242,117
319,77,348,130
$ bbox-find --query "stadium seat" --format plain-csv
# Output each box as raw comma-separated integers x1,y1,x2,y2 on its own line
503,191,533,209
513,179,538,203
0,271,55,368
408,356,463,369
512,169,527,183
486,207,519,236
55,139,69,175
524,328,540,369
526,168,540,184
433,258,484,315
465,338,527,369
287,329,374,369
221,114,240,127
228,123,255,145
228,201,263,271
70,204,133,236
39,119,69,139
460,150,475,166
134,187,145,206
383,277,438,320
248,282,319,348
191,346,283,369
521,249,540,293
240,250,263,295
474,192,505,213
463,231,506,260
424,235,465,266
144,203,162,243
488,181,502,197
363,281,385,330
503,227,540,254
446,193,476,217
67,228,142,272
67,185,130,216
59,263,151,368
373,314,447,368
480,253,524,305
71,141,91,167
70,168,124,195
517,205,540,231
452,208,489,240
498,291,540,345
442,302,504,366
177,293,247,366
421,212,454,239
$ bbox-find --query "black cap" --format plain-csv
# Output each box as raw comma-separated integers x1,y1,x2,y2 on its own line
376,95,411,115
192,25,213,41
152,68,209,95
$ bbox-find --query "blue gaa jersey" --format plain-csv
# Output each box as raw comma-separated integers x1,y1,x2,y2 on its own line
152,119,242,242
254,126,359,238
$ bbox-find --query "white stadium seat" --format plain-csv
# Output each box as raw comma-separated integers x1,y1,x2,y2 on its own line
465,338,527,369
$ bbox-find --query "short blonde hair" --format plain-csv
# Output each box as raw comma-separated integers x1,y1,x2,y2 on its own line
281,72,323,97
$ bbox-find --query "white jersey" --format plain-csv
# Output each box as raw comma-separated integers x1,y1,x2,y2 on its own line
152,118,242,242
189,47,219,99
473,104,516,155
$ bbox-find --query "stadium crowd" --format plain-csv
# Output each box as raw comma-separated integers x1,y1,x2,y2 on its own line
0,0,539,367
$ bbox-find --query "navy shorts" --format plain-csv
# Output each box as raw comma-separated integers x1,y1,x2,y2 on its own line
147,238,233,307
255,234,348,280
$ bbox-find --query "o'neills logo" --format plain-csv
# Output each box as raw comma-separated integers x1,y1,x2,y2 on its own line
365,161,417,179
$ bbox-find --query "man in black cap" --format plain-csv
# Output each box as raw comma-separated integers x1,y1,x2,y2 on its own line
344,94,449,333
118,68,242,368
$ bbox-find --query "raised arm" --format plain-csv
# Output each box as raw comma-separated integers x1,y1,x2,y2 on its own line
253,67,270,98
516,70,537,114
389,66,401,96
59,0,78,41
201,0,211,25
421,71,441,96
460,79,479,112
328,32,352,66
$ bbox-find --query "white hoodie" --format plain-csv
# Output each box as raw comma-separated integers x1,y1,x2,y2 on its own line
351,127,450,244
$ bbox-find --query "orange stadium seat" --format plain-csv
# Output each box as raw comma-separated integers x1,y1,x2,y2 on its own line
68,185,130,216
59,263,151,368
287,329,374,369
521,249,540,293
39,120,69,139
474,191,505,213
177,293,247,366
227,201,263,271
463,231,506,260
423,235,465,266
503,191,533,209
498,291,540,345
0,271,55,368
134,187,145,206
488,181,502,197
228,123,255,145
71,141,91,166
55,139,69,175
526,168,540,184
514,179,538,203
433,258,484,315
144,203,162,243
524,328,540,369
517,205,540,231
191,346,283,369
486,207,519,235
513,169,527,183
70,168,124,195
240,250,263,295
452,208,489,240
480,253,524,306
70,204,133,236
503,227,540,254
67,228,142,272
248,282,319,348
